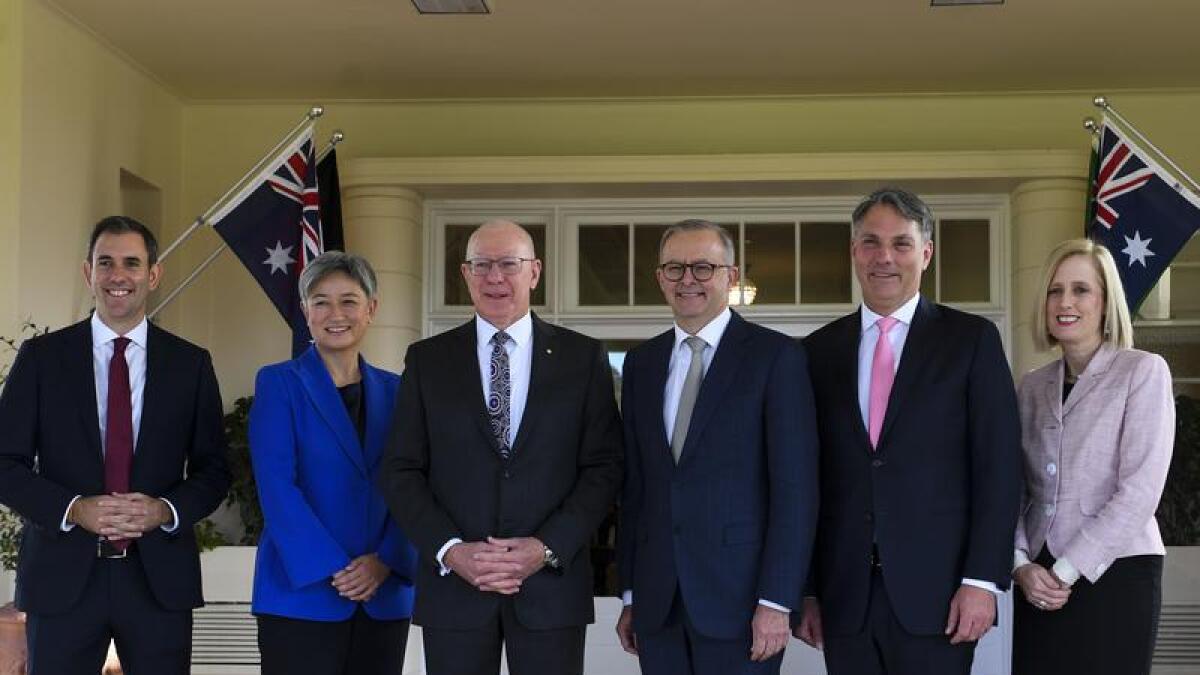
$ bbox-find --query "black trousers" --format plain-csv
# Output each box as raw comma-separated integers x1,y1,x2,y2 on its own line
1013,548,1162,675
257,606,410,675
824,568,975,675
25,550,192,675
636,588,784,675
421,597,585,675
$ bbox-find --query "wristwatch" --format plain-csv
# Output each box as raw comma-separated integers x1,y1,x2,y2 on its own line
542,545,561,570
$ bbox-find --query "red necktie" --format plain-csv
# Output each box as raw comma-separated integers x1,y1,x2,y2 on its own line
105,337,133,550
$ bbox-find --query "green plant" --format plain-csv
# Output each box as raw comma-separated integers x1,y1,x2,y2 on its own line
224,396,262,545
1158,394,1200,546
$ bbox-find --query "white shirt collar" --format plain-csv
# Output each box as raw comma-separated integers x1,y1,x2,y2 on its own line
673,307,732,351
860,293,920,334
91,313,149,349
475,312,533,348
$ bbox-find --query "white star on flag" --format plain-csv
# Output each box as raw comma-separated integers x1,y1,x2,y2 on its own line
1121,231,1156,268
263,241,296,275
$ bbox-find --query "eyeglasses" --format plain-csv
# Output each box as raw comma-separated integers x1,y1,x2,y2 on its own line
463,257,536,276
658,262,732,282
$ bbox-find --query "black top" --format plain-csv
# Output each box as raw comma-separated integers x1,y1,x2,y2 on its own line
1063,379,1075,404
338,381,367,447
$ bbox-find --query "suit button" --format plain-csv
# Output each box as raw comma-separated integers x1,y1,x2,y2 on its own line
1046,462,1057,476
871,459,885,468
502,470,511,479
865,512,874,523
1044,504,1055,516
673,525,681,535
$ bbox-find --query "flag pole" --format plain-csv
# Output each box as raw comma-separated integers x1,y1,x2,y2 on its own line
157,106,325,264
1092,95,1200,195
148,132,344,320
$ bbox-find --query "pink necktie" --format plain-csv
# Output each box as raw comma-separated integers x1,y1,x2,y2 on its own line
868,317,898,450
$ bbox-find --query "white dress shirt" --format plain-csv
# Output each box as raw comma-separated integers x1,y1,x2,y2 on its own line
60,314,178,532
857,294,999,596
623,308,790,613
437,312,535,574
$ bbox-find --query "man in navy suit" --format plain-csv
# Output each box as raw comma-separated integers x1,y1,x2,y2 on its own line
797,188,1021,674
615,219,819,674
0,216,231,673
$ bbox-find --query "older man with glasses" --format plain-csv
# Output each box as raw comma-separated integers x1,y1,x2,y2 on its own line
380,219,623,675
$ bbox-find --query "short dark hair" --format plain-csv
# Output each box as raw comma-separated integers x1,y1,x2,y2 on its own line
87,216,160,266
851,187,935,243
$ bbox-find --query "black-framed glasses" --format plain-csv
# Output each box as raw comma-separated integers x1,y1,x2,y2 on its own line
463,257,536,276
658,261,732,282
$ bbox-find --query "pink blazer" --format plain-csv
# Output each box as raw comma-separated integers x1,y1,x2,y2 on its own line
1015,345,1174,582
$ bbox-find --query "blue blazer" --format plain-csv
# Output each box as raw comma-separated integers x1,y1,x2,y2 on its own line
249,347,416,621
617,311,819,640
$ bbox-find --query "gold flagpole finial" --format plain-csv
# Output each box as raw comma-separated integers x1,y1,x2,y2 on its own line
1092,95,1109,110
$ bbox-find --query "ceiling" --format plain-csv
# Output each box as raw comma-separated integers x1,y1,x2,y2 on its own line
46,0,1200,100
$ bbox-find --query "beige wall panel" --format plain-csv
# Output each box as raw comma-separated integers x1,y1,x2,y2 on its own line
372,270,421,334
350,216,422,278
360,326,420,375
18,0,182,334
0,0,22,344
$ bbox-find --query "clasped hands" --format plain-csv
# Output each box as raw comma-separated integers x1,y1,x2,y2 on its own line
68,492,171,540
445,536,546,595
1013,563,1071,612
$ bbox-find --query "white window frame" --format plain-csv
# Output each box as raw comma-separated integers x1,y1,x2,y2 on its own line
425,195,1011,350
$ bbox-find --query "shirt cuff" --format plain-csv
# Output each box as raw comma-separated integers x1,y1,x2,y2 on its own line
961,578,1002,595
159,498,180,533
61,495,82,532
1051,557,1081,586
436,538,463,576
1013,548,1032,572
758,598,791,613
622,590,633,606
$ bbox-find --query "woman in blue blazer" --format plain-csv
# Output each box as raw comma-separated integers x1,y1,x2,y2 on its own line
249,251,416,675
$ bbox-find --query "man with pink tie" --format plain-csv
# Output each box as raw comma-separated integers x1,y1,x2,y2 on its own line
797,188,1022,675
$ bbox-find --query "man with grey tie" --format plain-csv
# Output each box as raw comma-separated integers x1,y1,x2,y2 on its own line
380,220,623,675
615,219,819,674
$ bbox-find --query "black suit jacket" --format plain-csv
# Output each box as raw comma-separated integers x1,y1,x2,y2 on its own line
617,312,819,639
379,314,623,631
803,298,1021,636
0,319,231,613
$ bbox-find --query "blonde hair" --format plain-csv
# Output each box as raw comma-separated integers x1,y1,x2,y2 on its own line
1032,238,1134,351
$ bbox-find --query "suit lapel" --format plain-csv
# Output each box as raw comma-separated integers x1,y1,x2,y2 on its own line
68,320,105,467
361,360,390,471
1062,344,1118,418
511,315,556,456
295,346,367,476
677,311,750,465
878,297,939,449
134,324,168,467
836,310,873,452
450,318,505,455
1044,359,1064,424
643,330,674,453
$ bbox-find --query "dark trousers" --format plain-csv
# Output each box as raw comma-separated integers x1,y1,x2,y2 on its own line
421,597,585,675
824,568,975,675
257,606,410,675
635,589,783,675
1013,548,1162,675
25,551,192,675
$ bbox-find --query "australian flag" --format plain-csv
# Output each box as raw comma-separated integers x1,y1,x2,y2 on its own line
1087,119,1200,314
211,126,323,356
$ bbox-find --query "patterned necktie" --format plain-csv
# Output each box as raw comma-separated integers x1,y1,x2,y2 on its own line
867,317,898,450
670,336,707,464
487,331,512,459
105,337,134,550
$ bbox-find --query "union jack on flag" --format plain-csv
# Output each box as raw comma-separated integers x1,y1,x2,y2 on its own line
1086,118,1200,313
211,125,325,356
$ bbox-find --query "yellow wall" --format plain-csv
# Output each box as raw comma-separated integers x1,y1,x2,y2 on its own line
16,0,182,334
0,0,21,346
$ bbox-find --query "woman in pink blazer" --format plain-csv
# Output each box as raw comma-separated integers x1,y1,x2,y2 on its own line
1012,239,1175,675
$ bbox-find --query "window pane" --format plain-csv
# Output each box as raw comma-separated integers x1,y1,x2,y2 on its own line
744,223,795,304
444,224,474,306
579,225,629,306
939,219,990,303
634,224,670,305
920,247,938,300
800,222,851,303
445,222,546,306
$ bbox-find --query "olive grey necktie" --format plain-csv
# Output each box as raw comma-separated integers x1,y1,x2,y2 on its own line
487,331,512,459
670,336,706,463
